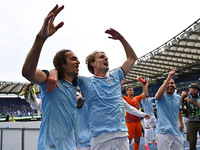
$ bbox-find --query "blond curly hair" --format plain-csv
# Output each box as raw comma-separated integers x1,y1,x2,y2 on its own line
85,51,105,74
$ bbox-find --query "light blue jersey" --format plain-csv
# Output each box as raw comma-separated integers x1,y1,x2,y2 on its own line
155,93,181,136
75,101,91,148
78,68,127,138
141,97,155,117
38,79,77,150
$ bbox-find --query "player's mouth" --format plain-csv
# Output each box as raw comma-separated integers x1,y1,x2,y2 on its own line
103,62,108,67
75,65,79,72
168,86,174,91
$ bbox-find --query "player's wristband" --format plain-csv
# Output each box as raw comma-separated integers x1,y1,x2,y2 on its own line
42,70,49,77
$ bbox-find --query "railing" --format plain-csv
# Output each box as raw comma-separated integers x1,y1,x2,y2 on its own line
0,121,40,150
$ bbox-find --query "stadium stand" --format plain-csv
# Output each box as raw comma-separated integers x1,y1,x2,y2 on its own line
121,18,200,91
0,98,34,118
0,82,41,121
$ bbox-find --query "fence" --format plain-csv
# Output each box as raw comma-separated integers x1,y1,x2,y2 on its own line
0,121,40,150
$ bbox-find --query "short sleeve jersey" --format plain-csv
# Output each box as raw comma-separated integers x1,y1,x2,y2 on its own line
155,92,182,136
123,95,143,122
38,79,77,150
141,97,155,117
78,68,127,138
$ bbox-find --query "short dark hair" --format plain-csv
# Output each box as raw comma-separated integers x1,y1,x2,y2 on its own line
189,83,199,90
126,86,133,91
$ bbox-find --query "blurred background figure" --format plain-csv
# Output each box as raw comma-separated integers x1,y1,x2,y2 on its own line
181,83,200,150
9,113,15,122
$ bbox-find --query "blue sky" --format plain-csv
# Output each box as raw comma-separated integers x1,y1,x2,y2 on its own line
1,0,200,82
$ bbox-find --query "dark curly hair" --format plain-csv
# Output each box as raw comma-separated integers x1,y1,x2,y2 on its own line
53,49,77,86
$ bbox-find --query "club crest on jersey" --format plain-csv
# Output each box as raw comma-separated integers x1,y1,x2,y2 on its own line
107,78,113,83
176,98,179,102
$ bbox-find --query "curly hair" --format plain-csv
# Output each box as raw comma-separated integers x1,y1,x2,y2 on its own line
53,49,78,86
85,51,105,74
53,49,70,79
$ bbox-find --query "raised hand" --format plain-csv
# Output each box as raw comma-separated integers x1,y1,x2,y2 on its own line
38,4,64,40
146,78,150,84
22,5,65,85
105,28,123,40
181,91,188,98
167,69,176,80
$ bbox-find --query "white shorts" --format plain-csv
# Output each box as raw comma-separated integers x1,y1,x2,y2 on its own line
77,147,91,150
157,133,184,150
144,116,156,128
91,136,129,150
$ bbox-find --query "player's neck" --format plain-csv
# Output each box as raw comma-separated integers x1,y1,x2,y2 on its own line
166,91,174,97
94,70,107,77
128,95,134,99
64,75,73,84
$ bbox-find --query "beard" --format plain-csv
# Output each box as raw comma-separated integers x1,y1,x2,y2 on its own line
128,93,134,97
166,86,175,95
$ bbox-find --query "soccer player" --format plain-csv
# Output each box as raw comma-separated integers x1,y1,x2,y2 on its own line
155,69,184,150
22,5,80,149
123,79,147,150
140,79,157,150
47,28,146,149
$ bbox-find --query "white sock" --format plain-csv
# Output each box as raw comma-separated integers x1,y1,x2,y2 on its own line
153,127,156,140
145,128,150,145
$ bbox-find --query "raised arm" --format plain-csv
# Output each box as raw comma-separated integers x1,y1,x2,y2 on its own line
139,78,148,99
20,83,42,111
105,28,138,75
22,5,64,84
156,69,176,100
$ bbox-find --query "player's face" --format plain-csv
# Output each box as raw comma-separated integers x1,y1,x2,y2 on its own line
93,52,109,73
126,87,134,96
64,51,80,77
166,79,176,95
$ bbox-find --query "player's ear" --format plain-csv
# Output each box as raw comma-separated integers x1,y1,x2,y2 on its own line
91,62,95,67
